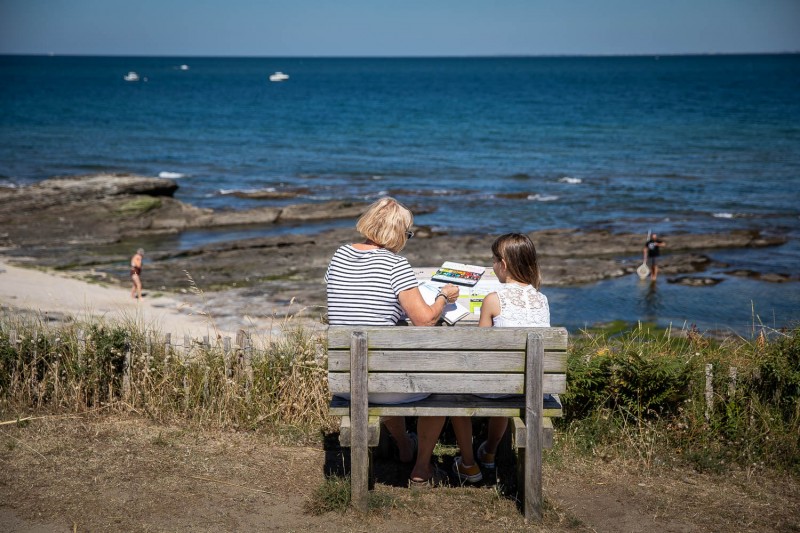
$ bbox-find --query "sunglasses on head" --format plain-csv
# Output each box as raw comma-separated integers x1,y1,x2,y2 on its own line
405,230,414,240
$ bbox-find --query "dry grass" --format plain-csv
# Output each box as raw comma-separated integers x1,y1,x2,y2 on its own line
0,308,338,438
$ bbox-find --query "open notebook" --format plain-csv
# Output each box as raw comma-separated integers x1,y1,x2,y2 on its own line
418,281,472,325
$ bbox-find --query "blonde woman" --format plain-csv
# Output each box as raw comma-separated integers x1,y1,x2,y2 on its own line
326,197,459,487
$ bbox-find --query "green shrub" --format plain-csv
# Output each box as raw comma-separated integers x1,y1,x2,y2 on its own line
564,325,694,422
561,324,800,474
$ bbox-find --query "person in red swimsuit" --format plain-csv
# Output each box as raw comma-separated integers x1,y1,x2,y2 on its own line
130,248,144,300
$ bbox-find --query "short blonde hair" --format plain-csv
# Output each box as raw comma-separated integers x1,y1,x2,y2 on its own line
356,197,413,253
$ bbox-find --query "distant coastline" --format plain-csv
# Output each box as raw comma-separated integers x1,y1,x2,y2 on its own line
3,51,799,58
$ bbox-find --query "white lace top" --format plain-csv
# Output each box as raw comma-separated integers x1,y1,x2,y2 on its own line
493,283,550,327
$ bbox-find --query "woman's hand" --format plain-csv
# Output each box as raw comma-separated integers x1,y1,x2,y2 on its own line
438,283,459,303
398,283,461,326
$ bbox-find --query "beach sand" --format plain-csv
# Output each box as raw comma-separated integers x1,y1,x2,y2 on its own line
0,260,231,340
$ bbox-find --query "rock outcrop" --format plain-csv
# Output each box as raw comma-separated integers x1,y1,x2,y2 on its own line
0,174,794,315
0,174,370,247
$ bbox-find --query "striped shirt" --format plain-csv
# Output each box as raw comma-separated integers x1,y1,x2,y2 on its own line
325,245,418,326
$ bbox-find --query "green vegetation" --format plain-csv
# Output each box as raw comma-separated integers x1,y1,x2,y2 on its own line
305,475,396,514
115,197,162,216
560,323,800,474
2,311,798,477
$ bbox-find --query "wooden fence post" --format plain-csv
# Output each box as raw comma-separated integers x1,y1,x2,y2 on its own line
10,330,18,397
235,329,246,371
244,333,253,400
123,336,132,402
705,363,714,423
31,330,39,407
223,337,232,377
78,329,86,359
183,335,191,411
53,336,60,406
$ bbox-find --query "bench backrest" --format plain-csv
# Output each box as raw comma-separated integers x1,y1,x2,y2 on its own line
327,326,568,397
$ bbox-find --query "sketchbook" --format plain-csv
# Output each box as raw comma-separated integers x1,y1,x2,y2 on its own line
430,261,486,287
418,282,472,325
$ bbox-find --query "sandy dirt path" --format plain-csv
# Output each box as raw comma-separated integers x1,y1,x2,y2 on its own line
0,260,225,339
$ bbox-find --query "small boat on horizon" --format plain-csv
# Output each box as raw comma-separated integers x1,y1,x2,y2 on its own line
269,71,289,82
179,64,190,71
123,71,140,82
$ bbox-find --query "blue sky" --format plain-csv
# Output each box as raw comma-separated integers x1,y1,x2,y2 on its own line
1,0,798,56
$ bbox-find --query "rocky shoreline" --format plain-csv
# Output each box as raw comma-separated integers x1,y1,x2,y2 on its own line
1,174,794,322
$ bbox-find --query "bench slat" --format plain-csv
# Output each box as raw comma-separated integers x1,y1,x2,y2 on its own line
329,393,563,418
327,326,568,351
328,349,567,373
328,372,566,395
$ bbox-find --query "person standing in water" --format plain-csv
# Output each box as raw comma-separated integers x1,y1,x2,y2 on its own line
643,233,665,281
130,248,144,300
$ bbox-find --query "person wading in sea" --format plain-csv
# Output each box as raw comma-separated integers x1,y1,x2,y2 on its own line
643,233,665,281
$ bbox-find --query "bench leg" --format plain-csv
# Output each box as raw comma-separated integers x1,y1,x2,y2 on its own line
524,332,544,522
338,416,381,493
350,331,369,512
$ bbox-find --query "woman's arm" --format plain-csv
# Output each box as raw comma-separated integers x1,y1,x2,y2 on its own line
478,292,500,327
398,284,459,326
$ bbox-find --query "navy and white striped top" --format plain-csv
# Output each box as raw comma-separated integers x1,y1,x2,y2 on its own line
325,245,418,326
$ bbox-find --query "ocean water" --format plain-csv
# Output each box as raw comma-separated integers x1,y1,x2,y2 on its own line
1,55,799,333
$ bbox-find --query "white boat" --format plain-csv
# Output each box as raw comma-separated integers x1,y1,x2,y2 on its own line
269,71,289,82
123,71,140,82
179,64,189,71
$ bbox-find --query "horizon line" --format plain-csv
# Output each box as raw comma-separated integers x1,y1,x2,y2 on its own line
2,51,799,59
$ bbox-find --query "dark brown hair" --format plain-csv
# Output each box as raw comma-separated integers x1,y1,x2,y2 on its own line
492,233,542,289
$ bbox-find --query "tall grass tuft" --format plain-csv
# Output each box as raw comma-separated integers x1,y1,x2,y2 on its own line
0,308,337,438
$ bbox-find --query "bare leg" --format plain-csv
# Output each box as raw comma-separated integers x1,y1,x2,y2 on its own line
484,416,509,455
131,274,143,299
381,416,414,462
652,264,658,281
451,416,476,466
409,416,445,481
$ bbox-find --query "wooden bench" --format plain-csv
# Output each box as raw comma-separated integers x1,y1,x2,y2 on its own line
327,325,568,521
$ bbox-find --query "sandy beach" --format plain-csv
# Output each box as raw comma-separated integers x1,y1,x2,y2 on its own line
0,259,238,340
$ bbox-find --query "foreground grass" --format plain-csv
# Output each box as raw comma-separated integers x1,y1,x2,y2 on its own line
0,309,337,440
1,309,798,477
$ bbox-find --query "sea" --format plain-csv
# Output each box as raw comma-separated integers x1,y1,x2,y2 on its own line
1,54,799,335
